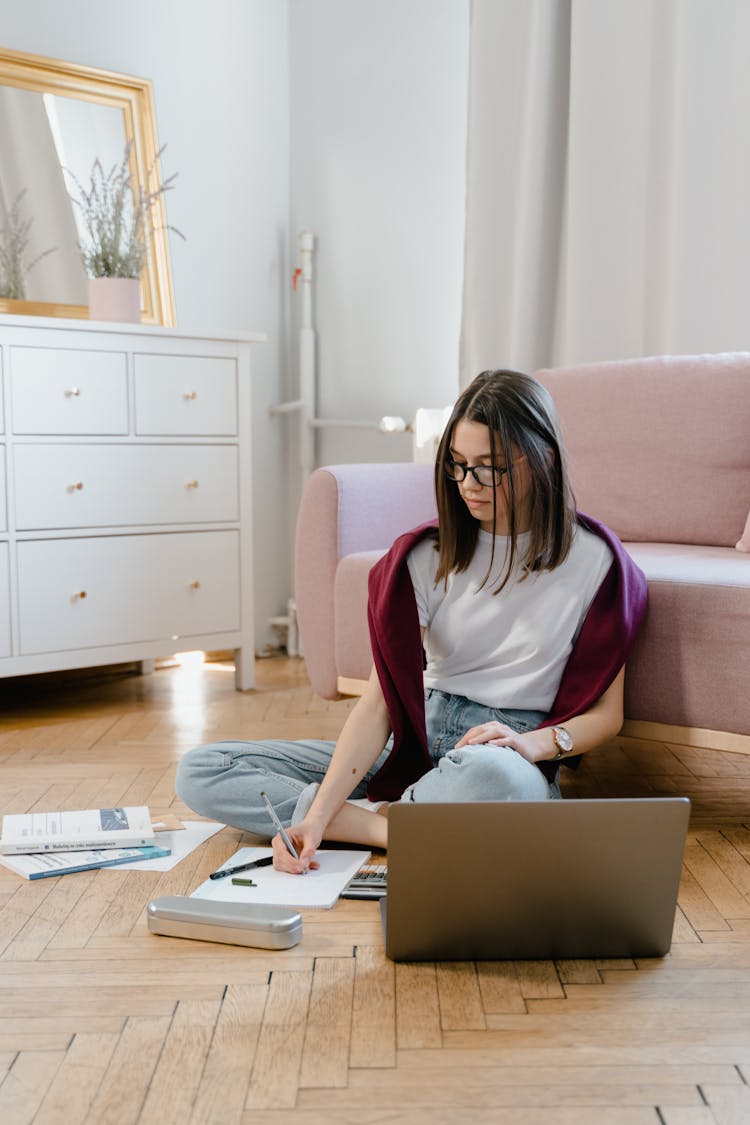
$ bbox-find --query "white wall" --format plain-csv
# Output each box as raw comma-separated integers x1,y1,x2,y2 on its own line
288,0,470,468
0,0,292,650
0,0,472,651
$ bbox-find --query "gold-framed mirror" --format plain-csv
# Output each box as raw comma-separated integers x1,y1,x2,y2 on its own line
0,46,175,325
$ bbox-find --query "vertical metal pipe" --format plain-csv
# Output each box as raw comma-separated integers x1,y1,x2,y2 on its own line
288,230,317,657
298,230,316,485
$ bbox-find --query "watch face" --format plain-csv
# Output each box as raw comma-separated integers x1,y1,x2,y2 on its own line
554,726,574,752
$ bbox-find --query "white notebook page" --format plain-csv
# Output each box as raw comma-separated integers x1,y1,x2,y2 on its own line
191,847,370,909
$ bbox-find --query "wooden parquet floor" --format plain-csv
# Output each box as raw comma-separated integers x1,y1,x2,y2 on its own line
0,656,749,1125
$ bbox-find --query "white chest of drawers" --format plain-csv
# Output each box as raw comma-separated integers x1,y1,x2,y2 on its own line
0,314,263,689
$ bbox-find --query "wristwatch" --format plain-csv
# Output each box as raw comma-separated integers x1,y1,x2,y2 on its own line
551,725,575,761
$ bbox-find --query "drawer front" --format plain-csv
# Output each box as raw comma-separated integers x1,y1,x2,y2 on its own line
0,542,9,658
11,347,128,434
0,447,6,532
134,354,237,435
14,444,239,530
17,531,240,654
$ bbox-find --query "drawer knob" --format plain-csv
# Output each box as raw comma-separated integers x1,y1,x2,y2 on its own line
68,482,85,492
65,387,81,397
183,391,198,400
188,580,201,591
186,480,200,490
72,590,87,601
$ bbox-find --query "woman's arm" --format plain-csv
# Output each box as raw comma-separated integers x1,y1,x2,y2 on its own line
455,666,626,764
271,663,392,872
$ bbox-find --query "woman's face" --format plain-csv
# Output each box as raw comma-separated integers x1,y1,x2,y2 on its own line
448,418,532,534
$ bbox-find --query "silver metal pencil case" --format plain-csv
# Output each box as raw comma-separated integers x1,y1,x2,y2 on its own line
147,895,303,949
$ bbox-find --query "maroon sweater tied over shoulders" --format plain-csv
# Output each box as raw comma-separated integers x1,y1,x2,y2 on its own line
365,513,648,801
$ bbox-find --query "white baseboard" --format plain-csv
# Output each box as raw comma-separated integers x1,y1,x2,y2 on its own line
620,720,750,755
337,676,368,697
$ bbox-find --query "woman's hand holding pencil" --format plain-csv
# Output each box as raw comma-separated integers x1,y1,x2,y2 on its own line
261,791,321,875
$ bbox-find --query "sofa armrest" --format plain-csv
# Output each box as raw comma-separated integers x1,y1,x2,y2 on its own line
295,463,436,697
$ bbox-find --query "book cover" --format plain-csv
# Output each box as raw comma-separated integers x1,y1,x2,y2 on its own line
0,806,155,854
0,845,171,880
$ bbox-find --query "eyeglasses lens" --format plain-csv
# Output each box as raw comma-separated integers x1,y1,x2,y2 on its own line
445,462,502,486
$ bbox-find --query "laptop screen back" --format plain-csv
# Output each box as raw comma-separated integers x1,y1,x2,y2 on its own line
382,798,690,962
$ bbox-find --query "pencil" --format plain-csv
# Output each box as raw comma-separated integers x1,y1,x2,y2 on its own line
260,791,300,861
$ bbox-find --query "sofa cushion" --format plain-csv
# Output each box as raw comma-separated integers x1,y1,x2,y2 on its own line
624,544,750,733
535,353,750,548
331,463,436,557
296,465,435,698
334,550,386,682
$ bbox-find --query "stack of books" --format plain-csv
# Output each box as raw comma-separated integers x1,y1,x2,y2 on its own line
0,806,171,879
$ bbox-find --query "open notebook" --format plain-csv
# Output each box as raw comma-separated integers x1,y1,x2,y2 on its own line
191,847,370,909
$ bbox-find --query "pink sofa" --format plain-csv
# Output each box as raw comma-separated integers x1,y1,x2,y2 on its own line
294,353,750,740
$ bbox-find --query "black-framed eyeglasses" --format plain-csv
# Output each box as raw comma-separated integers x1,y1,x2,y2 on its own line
444,460,510,487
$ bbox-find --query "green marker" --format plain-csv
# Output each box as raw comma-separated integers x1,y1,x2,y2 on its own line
231,877,257,887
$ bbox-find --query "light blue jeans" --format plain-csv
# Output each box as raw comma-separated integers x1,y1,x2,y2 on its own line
175,687,561,836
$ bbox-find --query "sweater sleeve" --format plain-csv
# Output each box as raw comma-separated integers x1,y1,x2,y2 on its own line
366,523,436,801
534,513,649,780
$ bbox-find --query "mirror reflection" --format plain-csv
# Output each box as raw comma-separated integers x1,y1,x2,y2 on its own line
0,86,129,304
0,48,175,324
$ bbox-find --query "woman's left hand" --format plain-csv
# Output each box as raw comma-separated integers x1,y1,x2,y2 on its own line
454,721,556,763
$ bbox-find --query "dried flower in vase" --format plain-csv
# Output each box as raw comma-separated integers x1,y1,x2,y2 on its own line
0,189,56,300
67,140,184,280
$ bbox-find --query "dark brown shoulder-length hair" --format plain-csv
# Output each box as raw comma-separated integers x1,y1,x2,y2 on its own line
433,369,577,593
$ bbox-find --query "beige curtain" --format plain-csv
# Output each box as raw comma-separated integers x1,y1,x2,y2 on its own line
461,0,750,384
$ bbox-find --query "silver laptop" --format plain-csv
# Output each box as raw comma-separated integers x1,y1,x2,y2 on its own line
381,798,690,961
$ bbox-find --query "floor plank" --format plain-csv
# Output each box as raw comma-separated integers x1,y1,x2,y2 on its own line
244,970,311,1110
299,958,355,1088
0,1050,65,1124
349,944,396,1068
189,983,267,1125
395,962,442,1049
34,1031,120,1125
85,1015,173,1125
139,999,223,1125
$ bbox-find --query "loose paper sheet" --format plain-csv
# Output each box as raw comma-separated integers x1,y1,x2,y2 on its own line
98,820,224,872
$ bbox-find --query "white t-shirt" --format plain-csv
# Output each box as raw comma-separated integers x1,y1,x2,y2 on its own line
406,525,613,710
